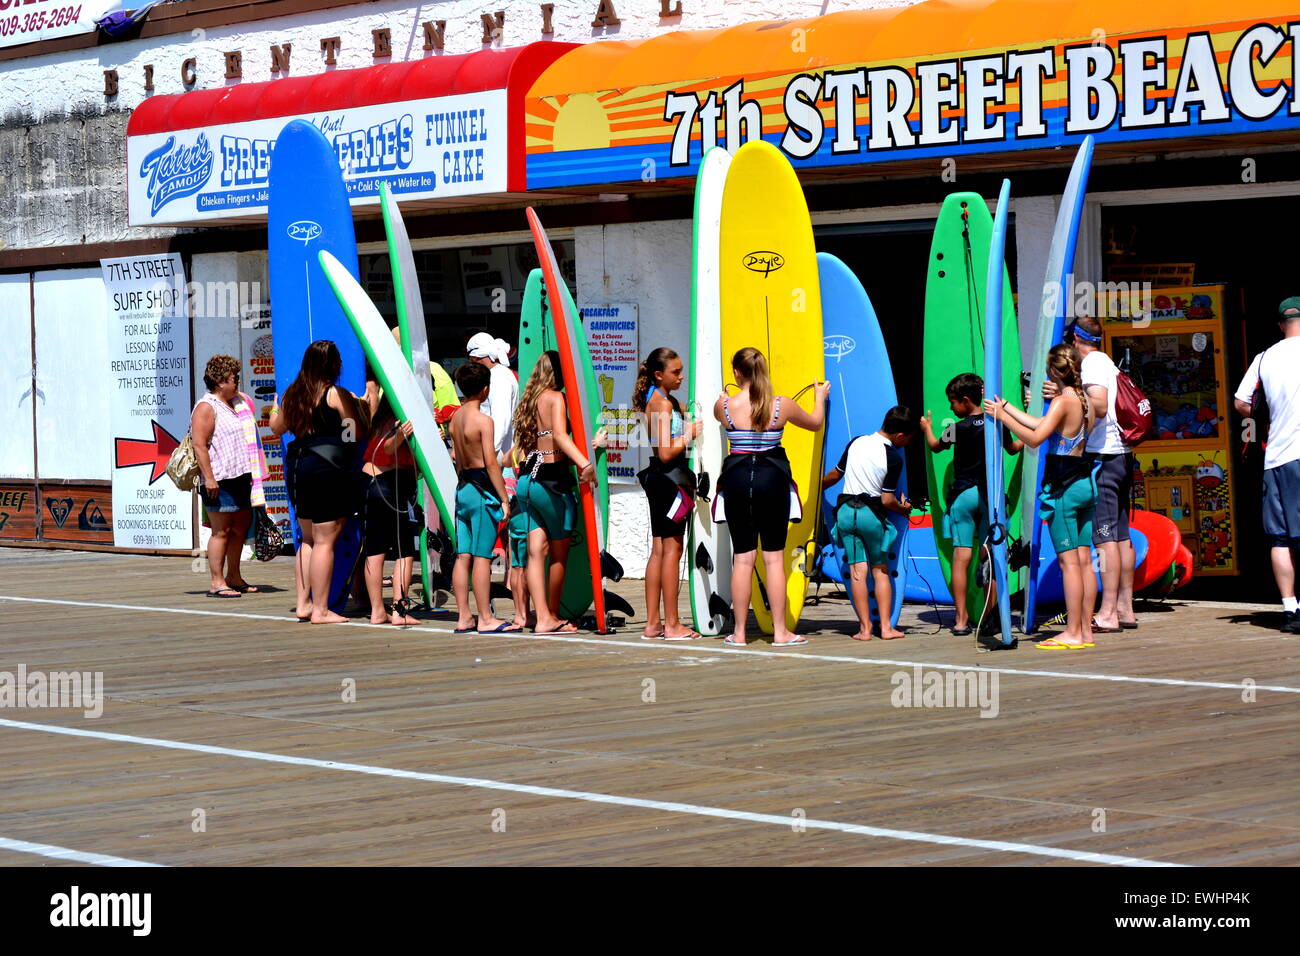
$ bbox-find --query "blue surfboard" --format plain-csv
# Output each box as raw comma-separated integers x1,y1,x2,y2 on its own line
1023,136,1094,633
818,253,909,629
268,119,365,614
983,180,1014,645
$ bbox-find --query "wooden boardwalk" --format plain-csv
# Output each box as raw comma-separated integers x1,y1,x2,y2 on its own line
0,548,1296,866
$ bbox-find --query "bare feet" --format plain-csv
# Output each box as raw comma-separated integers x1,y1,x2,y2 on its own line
642,625,664,639
475,617,508,633
296,602,314,620
772,630,806,646
662,624,699,641
311,610,348,625
534,616,577,634
390,609,417,626
850,629,873,642
879,626,906,640
370,609,390,626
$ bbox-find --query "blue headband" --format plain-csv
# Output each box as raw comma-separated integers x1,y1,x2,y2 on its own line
1066,321,1101,344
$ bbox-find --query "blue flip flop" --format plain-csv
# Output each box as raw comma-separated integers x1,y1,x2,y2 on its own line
477,622,512,634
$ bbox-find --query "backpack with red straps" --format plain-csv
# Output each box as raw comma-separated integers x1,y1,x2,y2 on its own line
1113,369,1154,447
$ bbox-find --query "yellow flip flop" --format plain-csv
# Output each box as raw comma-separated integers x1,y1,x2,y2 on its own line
1035,638,1090,650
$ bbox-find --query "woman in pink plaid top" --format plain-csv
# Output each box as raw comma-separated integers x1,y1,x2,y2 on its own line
192,354,260,598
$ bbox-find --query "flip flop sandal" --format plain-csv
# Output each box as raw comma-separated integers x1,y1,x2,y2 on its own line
533,625,579,635
228,584,260,593
640,633,665,641
773,637,808,646
1090,620,1122,633
722,637,747,647
477,622,513,634
1120,621,1139,630
662,632,699,642
1036,638,1088,649
206,588,241,598
951,627,973,636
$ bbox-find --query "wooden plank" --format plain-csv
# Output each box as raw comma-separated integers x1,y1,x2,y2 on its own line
0,550,1296,866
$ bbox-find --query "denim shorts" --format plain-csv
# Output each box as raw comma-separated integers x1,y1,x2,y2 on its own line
204,473,252,513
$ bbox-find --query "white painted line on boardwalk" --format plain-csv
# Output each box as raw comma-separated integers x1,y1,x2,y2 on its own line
0,717,1183,867
0,835,163,867
1,594,1295,694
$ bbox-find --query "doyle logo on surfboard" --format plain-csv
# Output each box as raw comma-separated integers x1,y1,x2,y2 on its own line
742,251,784,276
286,220,323,244
139,134,215,216
824,335,856,360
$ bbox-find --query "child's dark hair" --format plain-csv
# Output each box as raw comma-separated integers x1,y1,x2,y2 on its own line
881,405,918,435
945,372,984,406
455,360,491,398
632,347,679,412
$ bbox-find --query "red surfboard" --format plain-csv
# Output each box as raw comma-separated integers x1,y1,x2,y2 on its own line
525,207,612,633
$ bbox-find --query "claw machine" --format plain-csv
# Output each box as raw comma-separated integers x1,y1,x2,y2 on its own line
1103,284,1237,575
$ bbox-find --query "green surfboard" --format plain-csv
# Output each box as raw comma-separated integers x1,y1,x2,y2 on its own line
923,192,1024,624
379,181,437,605
516,267,611,621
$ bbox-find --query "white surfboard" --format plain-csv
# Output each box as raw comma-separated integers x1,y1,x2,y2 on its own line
688,147,733,636
318,249,459,545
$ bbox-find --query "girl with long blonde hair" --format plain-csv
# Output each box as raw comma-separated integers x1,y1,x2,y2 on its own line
713,347,830,646
986,343,1097,648
511,350,595,634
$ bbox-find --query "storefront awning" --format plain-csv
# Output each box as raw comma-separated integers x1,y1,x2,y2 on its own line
524,0,1300,189
126,42,576,226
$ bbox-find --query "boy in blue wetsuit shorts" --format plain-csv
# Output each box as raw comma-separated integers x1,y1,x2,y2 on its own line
920,373,1023,635
450,362,513,634
822,405,918,641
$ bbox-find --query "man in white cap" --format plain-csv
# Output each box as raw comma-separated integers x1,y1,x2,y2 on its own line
466,331,517,458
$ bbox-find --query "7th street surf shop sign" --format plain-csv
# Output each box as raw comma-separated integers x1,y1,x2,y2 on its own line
127,91,506,225
525,17,1300,187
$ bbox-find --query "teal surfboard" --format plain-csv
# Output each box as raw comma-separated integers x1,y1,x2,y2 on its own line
1022,136,1094,633
982,179,1014,646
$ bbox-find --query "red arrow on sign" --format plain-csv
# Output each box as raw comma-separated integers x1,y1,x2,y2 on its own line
114,421,181,484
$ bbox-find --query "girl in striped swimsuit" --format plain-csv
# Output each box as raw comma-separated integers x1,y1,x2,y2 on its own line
713,347,829,646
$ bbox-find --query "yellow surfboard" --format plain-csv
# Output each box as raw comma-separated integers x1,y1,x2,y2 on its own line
718,140,824,635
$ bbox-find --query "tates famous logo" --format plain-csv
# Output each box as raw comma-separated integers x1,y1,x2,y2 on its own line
139,134,215,216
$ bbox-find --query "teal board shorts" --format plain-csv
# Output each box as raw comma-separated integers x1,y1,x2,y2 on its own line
943,484,988,549
1040,474,1097,554
835,501,897,567
455,480,504,559
507,506,529,567
515,473,576,543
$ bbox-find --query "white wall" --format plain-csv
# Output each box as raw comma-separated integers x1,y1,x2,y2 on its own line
33,268,112,480
0,273,35,479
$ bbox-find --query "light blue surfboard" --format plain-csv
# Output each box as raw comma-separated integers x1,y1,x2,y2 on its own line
1023,136,1094,633
268,119,365,614
983,180,1014,645
818,253,909,629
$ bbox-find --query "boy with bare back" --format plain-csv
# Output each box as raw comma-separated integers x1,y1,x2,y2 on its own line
450,362,512,633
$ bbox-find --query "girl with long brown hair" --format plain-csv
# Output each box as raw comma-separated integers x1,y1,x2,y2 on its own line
986,343,1097,648
633,347,702,640
511,350,595,634
270,340,366,624
713,347,829,646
